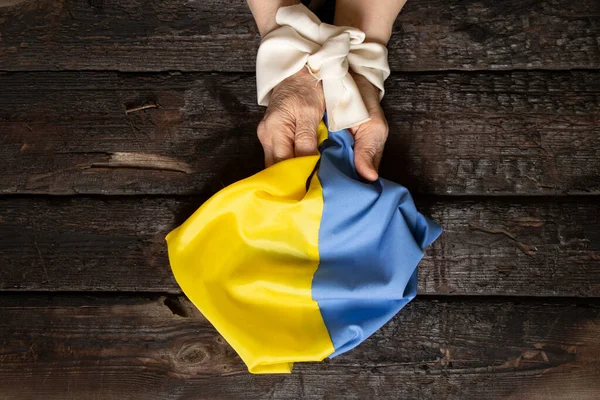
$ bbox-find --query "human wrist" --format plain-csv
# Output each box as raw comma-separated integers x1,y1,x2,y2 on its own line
351,72,384,112
334,14,391,45
247,0,301,38
333,0,406,45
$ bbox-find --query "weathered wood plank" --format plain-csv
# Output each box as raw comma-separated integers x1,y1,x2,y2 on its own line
1,196,598,296
0,295,598,399
1,71,598,195
0,0,599,72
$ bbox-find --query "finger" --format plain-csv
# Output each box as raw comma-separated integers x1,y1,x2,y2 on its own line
257,119,274,167
271,127,295,164
354,139,381,181
353,126,387,181
263,145,275,167
294,116,320,157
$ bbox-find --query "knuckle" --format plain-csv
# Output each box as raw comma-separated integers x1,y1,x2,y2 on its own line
295,130,317,147
257,120,269,142
273,150,292,163
361,143,380,157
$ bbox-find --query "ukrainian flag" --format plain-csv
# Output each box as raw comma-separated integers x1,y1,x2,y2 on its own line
166,118,441,373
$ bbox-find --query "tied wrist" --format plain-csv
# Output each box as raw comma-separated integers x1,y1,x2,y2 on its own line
255,3,390,132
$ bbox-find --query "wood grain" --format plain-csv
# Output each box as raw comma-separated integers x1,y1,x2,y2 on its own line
0,294,598,399
1,0,598,397
1,196,598,296
1,70,598,195
0,0,599,72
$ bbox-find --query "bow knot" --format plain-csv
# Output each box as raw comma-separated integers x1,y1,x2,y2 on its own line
306,33,351,81
256,4,390,131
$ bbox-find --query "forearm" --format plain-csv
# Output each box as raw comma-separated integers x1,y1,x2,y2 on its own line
334,0,407,45
247,0,300,38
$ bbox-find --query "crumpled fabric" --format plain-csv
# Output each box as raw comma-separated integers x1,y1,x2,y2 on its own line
256,4,390,131
166,118,442,374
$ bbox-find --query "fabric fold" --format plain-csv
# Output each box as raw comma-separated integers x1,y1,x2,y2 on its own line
166,118,441,374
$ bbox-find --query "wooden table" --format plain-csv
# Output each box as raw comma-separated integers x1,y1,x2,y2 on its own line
1,0,599,398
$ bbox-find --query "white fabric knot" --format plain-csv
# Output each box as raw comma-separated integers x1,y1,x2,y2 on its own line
256,4,390,132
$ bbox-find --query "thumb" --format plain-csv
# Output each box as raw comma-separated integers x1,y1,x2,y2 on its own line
351,116,388,181
348,74,389,181
294,115,320,158
353,132,382,181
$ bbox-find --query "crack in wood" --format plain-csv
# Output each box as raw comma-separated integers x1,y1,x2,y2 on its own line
23,152,193,191
89,152,193,174
125,103,159,114
28,217,49,283
469,224,538,256
163,296,192,318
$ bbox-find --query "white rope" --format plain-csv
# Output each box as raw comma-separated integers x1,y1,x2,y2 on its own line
256,4,390,132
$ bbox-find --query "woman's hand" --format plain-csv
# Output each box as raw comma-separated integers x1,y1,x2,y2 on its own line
257,68,325,167
350,73,389,181
247,1,323,167
258,70,387,182
248,0,405,179
333,0,408,181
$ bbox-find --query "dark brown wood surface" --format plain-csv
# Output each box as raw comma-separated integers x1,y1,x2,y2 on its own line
2,70,598,195
1,0,599,396
1,196,598,296
1,0,599,72
0,294,598,399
